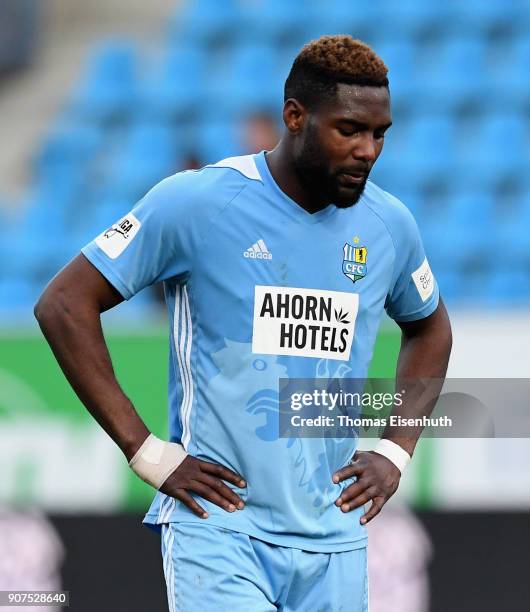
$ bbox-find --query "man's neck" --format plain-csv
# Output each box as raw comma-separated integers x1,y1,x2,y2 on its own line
264,143,328,215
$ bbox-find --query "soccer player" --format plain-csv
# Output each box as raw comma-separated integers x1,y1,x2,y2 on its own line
35,35,452,611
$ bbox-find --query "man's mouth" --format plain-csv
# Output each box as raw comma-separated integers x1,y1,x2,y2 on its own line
337,172,366,186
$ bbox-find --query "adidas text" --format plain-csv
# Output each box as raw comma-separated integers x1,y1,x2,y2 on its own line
244,251,272,260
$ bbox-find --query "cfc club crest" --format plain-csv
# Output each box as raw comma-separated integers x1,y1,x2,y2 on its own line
342,242,367,284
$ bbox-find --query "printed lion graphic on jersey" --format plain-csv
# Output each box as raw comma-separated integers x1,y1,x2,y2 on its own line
210,343,356,510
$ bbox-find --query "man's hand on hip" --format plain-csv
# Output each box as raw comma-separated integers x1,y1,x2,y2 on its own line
159,456,247,519
332,450,400,524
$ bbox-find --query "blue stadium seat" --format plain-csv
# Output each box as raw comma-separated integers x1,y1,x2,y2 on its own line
419,226,446,271
275,43,300,89
34,122,103,179
498,236,530,280
445,191,496,235
517,2,530,34
204,43,278,116
422,225,484,279
413,36,488,112
238,0,315,44
455,113,529,185
372,39,416,86
90,195,132,227
375,0,451,37
310,0,380,40
69,195,134,249
195,120,243,165
103,122,183,199
140,45,208,118
382,116,457,185
445,0,522,34
484,37,530,111
69,40,138,122
3,224,69,286
17,185,75,236
15,177,111,261
409,115,457,162
373,113,409,162
168,0,241,46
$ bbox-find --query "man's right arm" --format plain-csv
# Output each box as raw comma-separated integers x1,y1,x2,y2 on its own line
34,253,246,517
34,253,149,460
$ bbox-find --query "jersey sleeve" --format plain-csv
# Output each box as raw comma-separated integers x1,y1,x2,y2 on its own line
81,172,201,299
384,201,439,323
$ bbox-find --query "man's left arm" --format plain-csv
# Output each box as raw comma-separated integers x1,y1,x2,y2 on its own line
333,299,452,523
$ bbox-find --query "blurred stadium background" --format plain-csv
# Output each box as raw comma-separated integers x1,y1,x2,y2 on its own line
0,1,529,611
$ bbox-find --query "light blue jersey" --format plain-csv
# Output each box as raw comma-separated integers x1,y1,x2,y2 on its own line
82,151,439,552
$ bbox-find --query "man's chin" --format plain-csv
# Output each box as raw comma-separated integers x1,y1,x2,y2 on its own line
332,183,366,208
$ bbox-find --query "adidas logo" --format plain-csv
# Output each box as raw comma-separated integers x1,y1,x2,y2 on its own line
243,239,272,260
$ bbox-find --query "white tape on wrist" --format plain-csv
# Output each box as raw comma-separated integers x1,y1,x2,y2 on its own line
128,434,188,489
374,439,411,474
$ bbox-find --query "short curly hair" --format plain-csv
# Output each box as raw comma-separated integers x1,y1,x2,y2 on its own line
284,35,389,110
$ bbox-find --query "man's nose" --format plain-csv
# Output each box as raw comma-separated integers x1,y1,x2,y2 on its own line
352,134,377,163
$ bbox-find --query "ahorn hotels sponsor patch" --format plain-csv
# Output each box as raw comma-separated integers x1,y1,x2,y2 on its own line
252,286,359,361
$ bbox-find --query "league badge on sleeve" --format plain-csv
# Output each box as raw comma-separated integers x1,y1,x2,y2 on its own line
342,241,367,284
95,212,141,259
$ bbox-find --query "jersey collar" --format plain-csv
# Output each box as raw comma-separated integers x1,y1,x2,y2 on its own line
254,151,340,225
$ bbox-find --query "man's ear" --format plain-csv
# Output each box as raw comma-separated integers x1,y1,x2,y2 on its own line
283,98,307,135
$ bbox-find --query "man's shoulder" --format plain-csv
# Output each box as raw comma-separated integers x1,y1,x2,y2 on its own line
362,180,418,237
204,154,264,183
170,153,262,190
144,154,261,223
157,154,262,208
362,180,411,219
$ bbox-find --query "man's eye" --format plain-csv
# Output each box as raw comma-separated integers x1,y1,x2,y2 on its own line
338,128,356,136
374,132,386,140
